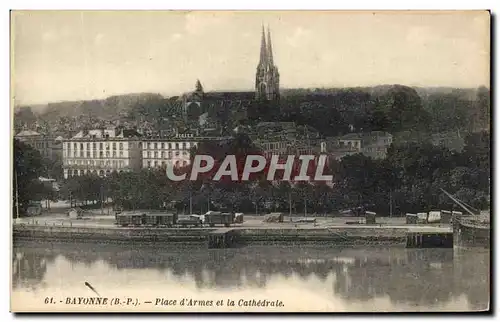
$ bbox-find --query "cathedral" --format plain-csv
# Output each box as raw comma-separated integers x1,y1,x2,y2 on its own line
255,26,280,101
180,26,281,125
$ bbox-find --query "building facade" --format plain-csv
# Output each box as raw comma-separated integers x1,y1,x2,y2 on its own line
361,131,393,159
62,127,142,179
323,131,393,160
251,122,320,158
15,130,63,162
142,133,196,169
142,132,230,169
255,26,280,101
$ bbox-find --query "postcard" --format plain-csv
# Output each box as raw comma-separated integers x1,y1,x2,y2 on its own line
11,10,490,313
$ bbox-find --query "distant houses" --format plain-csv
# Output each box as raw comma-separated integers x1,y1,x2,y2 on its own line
321,131,393,161
15,130,63,163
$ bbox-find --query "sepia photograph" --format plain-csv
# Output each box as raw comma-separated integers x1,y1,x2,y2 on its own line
10,10,491,312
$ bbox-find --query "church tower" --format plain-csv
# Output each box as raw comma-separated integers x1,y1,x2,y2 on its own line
255,26,280,101
183,79,204,122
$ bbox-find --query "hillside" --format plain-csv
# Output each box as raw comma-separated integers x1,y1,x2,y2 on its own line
13,85,490,137
26,93,166,120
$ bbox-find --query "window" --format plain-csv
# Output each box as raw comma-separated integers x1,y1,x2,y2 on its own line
181,142,186,149
105,143,110,150
154,161,158,167
86,151,90,157
67,143,71,150
106,151,110,157
175,143,179,149
161,143,165,149
119,151,123,157
119,142,123,150
99,143,103,150
92,143,96,149
168,143,172,149
154,143,158,149
161,151,164,158
99,151,103,158
74,143,77,150
168,151,173,158
86,143,90,149
112,142,116,150
79,151,83,157
80,143,84,150
147,161,151,168
112,151,116,157
147,151,151,158
154,151,158,158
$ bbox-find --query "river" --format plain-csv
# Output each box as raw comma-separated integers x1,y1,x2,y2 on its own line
11,241,490,312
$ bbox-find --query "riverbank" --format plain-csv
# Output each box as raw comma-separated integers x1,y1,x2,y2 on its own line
12,224,451,246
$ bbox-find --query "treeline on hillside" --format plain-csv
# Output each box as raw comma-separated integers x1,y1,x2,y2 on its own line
14,93,181,133
55,131,489,216
15,85,490,139
276,85,489,137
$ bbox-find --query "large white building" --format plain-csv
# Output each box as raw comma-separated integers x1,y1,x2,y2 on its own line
142,132,229,169
62,127,142,179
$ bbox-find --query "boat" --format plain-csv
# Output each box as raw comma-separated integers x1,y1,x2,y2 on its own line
440,189,490,248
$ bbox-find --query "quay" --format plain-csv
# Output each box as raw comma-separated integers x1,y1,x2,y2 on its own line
13,216,453,248
207,228,240,248
405,228,454,248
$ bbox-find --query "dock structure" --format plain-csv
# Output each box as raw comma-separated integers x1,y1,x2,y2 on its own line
406,228,453,248
207,228,240,249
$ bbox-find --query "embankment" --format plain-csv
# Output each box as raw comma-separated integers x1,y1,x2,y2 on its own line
13,225,409,246
237,227,408,245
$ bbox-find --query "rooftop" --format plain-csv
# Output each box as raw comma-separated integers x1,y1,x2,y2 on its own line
15,130,41,137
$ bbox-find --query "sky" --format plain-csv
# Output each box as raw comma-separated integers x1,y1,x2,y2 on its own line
12,11,490,105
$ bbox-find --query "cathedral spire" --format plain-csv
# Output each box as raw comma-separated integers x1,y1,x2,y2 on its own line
259,24,267,66
255,25,279,101
267,25,274,66
195,79,203,92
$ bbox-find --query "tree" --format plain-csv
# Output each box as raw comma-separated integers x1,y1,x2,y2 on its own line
424,92,472,132
372,85,431,133
13,139,46,215
472,86,490,132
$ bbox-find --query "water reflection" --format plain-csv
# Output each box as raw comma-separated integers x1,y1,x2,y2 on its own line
12,242,489,311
